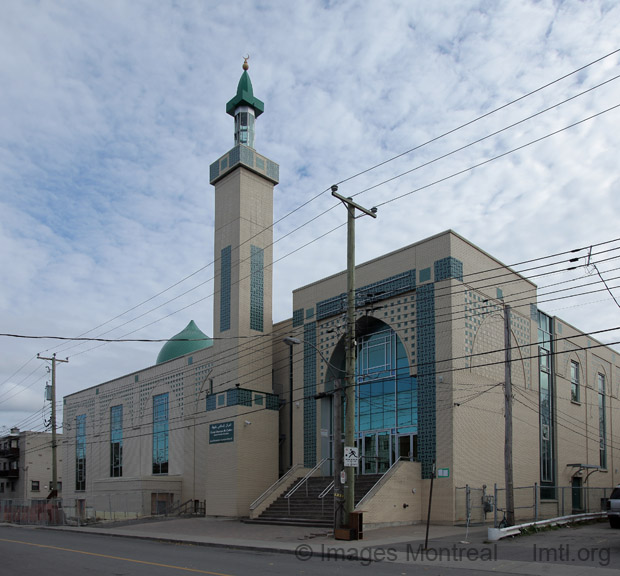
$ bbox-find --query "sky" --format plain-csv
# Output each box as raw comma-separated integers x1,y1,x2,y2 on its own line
1,0,619,434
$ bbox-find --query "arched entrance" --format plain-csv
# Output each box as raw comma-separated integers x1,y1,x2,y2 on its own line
323,317,418,474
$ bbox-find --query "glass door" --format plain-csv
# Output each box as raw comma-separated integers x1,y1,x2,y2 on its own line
378,433,391,473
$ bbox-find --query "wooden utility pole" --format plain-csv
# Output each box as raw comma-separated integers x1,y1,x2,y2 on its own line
503,304,514,526
331,185,377,526
332,379,345,530
38,353,68,497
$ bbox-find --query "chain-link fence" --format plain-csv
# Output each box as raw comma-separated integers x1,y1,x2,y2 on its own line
0,491,205,526
0,499,65,526
456,484,613,527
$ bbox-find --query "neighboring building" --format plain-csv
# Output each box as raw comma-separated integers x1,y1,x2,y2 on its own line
0,428,63,500
62,62,619,525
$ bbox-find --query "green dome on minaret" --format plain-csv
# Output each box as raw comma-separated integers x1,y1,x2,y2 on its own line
226,57,264,118
156,320,213,364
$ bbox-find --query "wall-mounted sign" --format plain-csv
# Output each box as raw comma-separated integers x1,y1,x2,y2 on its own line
209,421,234,444
437,467,450,478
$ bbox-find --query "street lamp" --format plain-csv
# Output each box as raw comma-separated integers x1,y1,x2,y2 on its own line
282,337,299,468
282,335,346,532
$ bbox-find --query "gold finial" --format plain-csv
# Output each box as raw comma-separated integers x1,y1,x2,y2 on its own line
243,55,250,71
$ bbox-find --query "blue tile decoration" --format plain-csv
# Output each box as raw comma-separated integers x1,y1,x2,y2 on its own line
434,257,463,282
208,387,277,411
419,267,431,283
266,394,280,411
250,245,264,332
220,246,231,332
209,145,280,184
293,308,304,327
317,269,416,320
206,395,216,411
416,283,436,479
303,322,317,467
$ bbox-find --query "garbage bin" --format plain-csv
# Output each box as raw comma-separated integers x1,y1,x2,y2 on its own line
349,511,363,540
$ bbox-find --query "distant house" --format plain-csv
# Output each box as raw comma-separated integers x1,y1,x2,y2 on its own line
0,428,63,501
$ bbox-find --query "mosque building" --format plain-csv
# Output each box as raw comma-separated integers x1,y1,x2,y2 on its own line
62,62,619,526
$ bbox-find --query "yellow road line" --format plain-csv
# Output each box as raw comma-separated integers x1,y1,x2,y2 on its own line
0,537,234,575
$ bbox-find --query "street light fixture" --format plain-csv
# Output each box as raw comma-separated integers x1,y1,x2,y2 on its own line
282,335,346,533
283,337,299,468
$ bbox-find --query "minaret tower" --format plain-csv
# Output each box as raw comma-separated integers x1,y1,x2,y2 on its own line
209,58,279,393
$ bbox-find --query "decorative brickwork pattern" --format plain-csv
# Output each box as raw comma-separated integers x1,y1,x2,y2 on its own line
220,245,231,332
250,245,264,332
316,269,416,320
303,322,317,467
434,257,463,282
416,283,436,479
292,308,304,327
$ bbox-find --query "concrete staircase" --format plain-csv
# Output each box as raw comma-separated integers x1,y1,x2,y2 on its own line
247,473,383,527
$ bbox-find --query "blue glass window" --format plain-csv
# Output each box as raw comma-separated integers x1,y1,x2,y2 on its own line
356,328,417,434
538,311,555,497
598,373,606,468
110,405,123,477
153,393,169,475
76,414,86,491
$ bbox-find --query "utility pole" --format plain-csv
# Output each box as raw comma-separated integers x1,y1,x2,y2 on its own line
331,185,377,526
503,304,514,526
332,379,344,530
38,353,68,498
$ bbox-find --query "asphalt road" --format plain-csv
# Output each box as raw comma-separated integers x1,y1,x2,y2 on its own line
0,522,618,575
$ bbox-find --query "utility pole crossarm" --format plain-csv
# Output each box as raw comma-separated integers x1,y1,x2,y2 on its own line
330,184,377,534
331,186,378,218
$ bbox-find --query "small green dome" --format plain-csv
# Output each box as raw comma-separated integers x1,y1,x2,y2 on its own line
156,320,213,364
226,68,264,117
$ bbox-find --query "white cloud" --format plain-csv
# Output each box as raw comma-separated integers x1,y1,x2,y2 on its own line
1,0,619,430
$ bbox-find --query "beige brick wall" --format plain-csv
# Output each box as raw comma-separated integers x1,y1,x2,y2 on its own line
357,461,422,526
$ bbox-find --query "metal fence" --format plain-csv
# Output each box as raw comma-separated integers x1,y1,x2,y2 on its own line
0,499,65,526
456,484,613,527
0,491,205,526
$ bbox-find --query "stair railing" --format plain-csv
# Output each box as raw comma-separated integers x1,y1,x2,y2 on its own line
318,480,334,515
249,463,303,512
356,456,404,509
284,457,328,515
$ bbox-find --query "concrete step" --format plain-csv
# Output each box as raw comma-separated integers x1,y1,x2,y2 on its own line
256,473,384,526
243,517,332,528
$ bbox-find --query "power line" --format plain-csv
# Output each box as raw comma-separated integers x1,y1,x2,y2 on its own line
30,52,620,363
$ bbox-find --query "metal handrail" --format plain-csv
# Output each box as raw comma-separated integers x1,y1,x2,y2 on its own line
318,480,334,499
249,464,303,511
318,480,334,515
355,457,403,509
285,458,328,514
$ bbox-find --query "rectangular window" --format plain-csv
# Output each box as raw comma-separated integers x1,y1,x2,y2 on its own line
110,405,123,478
538,311,555,498
598,373,606,468
153,393,169,475
31,480,40,492
570,360,580,403
75,414,86,491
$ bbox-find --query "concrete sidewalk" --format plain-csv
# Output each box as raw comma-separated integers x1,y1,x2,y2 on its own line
35,517,615,575
46,516,487,555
